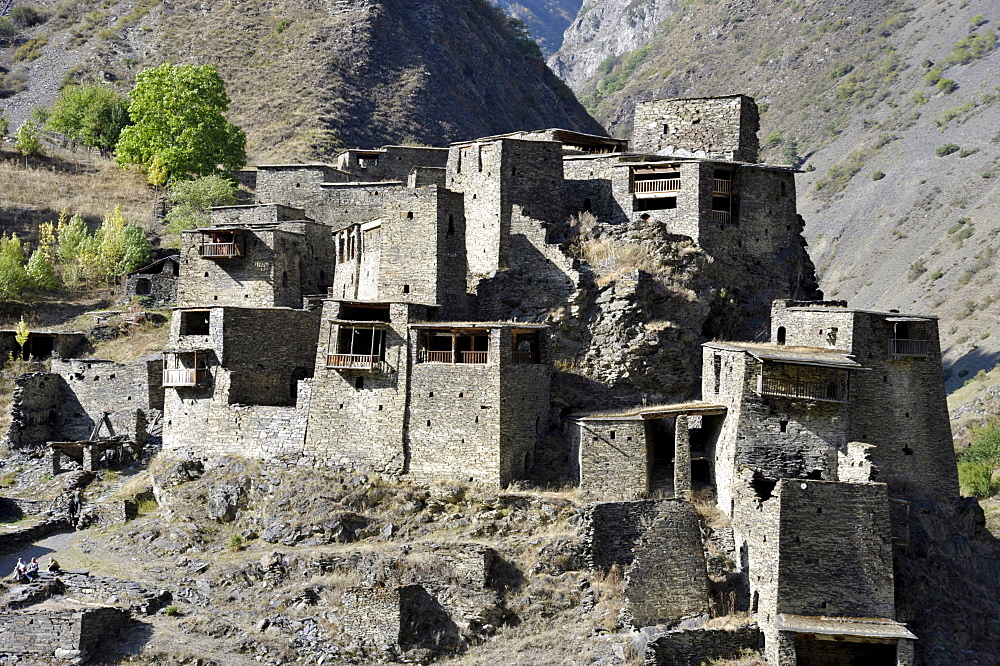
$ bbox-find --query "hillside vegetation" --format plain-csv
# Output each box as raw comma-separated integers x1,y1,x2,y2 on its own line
494,0,582,56
551,0,1000,389
0,0,604,162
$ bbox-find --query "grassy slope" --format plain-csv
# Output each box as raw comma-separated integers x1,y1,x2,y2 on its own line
563,0,1000,389
0,0,604,163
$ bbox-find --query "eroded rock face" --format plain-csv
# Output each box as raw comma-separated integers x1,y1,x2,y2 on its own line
207,476,250,523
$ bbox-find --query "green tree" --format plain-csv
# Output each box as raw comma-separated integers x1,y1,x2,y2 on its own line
115,63,246,184
48,83,131,154
14,316,29,360
26,249,57,291
0,110,9,138
0,235,29,300
165,174,237,235
957,423,1000,497
95,204,150,278
15,121,42,157
57,213,92,265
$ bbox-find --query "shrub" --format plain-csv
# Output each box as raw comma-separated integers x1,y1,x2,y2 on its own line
958,424,1000,497
970,15,987,30
12,35,47,62
164,605,180,616
829,62,854,79
912,91,929,105
14,121,41,157
872,170,885,181
0,17,16,45
936,78,957,94
227,534,244,552
165,175,238,236
907,259,926,282
959,148,979,158
936,144,961,157
274,18,292,33
0,112,7,138
943,30,997,66
931,270,944,280
923,67,943,85
10,6,48,28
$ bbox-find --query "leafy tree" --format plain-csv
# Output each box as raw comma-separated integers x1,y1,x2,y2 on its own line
0,235,29,300
14,317,29,359
115,63,246,184
15,121,41,157
957,423,1000,497
120,223,152,274
48,83,131,154
26,249,57,290
0,110,8,138
29,105,49,126
95,204,150,278
57,213,92,265
165,174,238,235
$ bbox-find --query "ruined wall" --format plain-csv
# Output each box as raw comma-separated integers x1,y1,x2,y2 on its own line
337,146,449,182
579,500,663,570
4,373,62,448
52,358,153,444
0,607,128,656
563,155,618,223
631,96,760,163
573,419,648,499
314,183,404,232
126,258,178,305
645,625,761,666
339,585,414,651
623,500,709,627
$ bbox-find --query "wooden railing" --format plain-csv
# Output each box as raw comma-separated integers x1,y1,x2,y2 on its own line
632,178,681,195
162,368,210,387
760,375,845,403
200,242,242,258
712,210,732,223
512,352,538,365
888,339,928,358
326,354,385,371
419,350,489,364
713,179,732,194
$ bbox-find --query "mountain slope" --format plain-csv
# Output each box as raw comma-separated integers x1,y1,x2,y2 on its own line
0,0,604,161
493,0,582,56
550,0,1000,388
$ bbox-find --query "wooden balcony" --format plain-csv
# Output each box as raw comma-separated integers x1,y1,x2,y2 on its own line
713,179,732,194
632,177,681,198
162,368,211,387
760,375,845,403
512,351,539,365
712,210,732,223
419,350,489,364
888,339,928,358
199,242,243,258
326,354,387,372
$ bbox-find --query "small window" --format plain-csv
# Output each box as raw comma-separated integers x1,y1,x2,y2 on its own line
779,420,788,433
447,215,455,236
406,211,413,219
609,430,616,440
135,278,152,296
355,376,364,390
662,124,670,134
180,310,211,336
282,271,289,287
583,198,592,212
402,284,410,294
777,326,786,345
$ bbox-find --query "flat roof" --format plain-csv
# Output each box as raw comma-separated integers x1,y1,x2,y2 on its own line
568,400,728,421
319,181,404,188
256,163,335,169
783,306,938,320
776,614,917,641
704,342,865,369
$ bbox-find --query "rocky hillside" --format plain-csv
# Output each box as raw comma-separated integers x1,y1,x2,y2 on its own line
493,0,582,56
550,0,1000,389
0,0,603,161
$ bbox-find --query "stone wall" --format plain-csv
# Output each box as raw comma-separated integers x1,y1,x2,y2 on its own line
339,585,418,652
126,257,178,305
580,500,664,570
0,606,128,657
644,624,761,666
623,499,709,627
572,418,648,499
631,95,760,163
336,146,449,182
4,372,61,448
0,331,89,364
52,358,154,444
255,165,350,218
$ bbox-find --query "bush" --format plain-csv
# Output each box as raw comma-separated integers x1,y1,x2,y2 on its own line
164,605,180,616
14,121,41,157
936,144,961,157
936,78,957,94
0,17,16,45
10,6,48,28
958,424,1000,497
943,30,997,66
227,534,244,552
931,270,944,280
165,175,238,236
959,148,979,158
274,18,292,34
12,35,47,62
872,170,885,181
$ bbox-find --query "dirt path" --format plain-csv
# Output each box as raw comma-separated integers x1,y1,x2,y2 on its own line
0,530,78,578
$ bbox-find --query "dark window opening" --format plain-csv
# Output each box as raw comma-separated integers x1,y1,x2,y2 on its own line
902,446,914,455
319,270,329,287
282,271,288,287
419,329,490,363
635,196,677,212
713,354,722,393
780,181,787,197
583,198,592,212
776,326,786,345
180,310,211,336
135,278,152,295
355,376,364,390
402,285,410,294
406,211,413,219
711,195,731,212
26,335,54,360
806,470,824,480
640,213,651,221
692,459,711,483
513,331,540,364
447,215,455,236
751,474,777,501
779,420,788,433
817,507,823,514
751,592,759,614
662,124,670,134
609,430,616,440
336,326,387,359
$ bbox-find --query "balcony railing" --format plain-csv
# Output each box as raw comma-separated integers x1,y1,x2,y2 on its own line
712,210,732,223
326,354,387,372
200,242,243,258
162,368,211,387
888,339,928,358
713,179,732,194
419,350,489,364
760,375,845,403
512,351,539,365
632,178,681,197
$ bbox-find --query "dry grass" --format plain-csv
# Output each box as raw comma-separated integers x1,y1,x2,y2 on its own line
707,649,768,665
692,487,729,530
87,317,171,364
0,147,157,232
573,236,667,286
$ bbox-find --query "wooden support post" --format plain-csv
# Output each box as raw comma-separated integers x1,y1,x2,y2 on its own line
674,414,692,500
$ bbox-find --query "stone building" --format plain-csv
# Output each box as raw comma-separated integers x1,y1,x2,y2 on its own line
125,255,179,305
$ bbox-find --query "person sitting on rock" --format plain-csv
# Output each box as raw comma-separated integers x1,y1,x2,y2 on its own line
46,558,61,573
24,557,39,581
11,558,26,582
